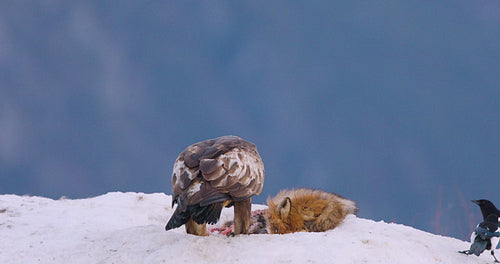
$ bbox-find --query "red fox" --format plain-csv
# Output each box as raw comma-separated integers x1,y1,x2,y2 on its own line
266,188,358,234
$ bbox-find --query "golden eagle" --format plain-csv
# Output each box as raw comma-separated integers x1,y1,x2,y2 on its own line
165,136,265,235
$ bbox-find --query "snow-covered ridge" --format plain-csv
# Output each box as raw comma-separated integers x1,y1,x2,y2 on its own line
0,192,489,264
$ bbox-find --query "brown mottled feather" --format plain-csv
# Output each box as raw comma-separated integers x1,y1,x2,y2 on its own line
172,135,264,203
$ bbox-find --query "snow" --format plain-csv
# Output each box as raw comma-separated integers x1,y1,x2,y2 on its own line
0,192,493,264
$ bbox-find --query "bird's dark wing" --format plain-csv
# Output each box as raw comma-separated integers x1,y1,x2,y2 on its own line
470,238,489,256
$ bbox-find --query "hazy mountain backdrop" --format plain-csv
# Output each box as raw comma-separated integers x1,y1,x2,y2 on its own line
1,1,498,239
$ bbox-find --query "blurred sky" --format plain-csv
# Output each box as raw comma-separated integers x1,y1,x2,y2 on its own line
1,1,499,240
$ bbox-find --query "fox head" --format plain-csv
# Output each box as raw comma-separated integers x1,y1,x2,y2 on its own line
267,196,307,234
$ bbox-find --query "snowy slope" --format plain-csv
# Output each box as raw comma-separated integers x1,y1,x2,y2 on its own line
0,192,493,264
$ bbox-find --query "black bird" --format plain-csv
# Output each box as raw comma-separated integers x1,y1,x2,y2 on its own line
472,200,500,220
460,214,500,262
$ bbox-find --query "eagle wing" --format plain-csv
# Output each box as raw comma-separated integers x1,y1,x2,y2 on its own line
171,135,265,209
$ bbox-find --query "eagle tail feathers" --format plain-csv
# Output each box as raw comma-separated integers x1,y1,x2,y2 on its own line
165,205,190,231
165,202,224,231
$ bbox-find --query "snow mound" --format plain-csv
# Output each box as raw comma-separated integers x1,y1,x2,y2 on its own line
0,192,490,264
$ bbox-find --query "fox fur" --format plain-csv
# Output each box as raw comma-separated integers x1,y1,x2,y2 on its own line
266,188,358,234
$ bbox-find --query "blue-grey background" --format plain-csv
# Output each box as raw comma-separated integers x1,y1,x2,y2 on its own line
1,1,499,240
